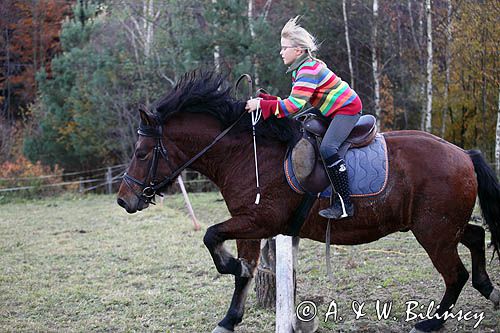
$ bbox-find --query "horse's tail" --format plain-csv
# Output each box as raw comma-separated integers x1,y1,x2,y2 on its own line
468,150,500,261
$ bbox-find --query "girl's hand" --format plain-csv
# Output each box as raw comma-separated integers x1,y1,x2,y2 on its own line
245,98,261,113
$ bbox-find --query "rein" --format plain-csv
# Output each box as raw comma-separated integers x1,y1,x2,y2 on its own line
123,110,247,204
123,74,254,205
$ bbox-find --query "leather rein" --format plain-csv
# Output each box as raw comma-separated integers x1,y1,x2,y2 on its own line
122,74,253,205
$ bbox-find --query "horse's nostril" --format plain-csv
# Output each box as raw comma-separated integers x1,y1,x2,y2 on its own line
117,198,128,210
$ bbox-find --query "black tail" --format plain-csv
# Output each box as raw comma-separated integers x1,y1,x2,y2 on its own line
468,150,500,262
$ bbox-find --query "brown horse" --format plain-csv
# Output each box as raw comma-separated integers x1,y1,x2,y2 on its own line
116,71,500,333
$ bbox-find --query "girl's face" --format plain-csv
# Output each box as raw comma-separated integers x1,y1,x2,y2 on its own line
280,37,305,66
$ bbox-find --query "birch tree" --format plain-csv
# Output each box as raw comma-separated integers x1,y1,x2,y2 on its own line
423,0,433,133
119,0,161,104
371,0,381,127
343,0,354,88
440,0,452,137
211,0,221,71
120,0,160,61
407,0,428,131
247,0,259,85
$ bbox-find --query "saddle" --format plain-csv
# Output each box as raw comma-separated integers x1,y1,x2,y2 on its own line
290,111,377,194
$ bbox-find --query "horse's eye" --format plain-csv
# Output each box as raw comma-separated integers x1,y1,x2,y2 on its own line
135,150,148,160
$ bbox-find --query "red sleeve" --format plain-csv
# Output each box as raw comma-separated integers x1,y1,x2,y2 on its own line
258,93,278,100
260,100,278,120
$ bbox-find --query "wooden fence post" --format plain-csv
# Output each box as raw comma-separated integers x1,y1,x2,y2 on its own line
106,167,112,194
275,235,294,333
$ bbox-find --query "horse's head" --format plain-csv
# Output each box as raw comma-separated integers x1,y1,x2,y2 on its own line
117,106,173,213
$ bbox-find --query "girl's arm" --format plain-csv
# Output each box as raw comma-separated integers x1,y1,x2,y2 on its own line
260,62,320,119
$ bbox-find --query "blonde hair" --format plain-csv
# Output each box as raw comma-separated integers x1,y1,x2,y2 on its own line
281,16,319,57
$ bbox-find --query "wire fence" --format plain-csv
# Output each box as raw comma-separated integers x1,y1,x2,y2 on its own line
0,165,217,195
0,159,498,197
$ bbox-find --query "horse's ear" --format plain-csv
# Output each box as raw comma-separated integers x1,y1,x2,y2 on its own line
139,104,153,126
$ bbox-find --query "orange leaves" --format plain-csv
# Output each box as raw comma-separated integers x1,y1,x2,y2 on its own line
1,0,71,117
0,154,63,191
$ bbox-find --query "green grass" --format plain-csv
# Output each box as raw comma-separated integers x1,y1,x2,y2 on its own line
0,193,498,332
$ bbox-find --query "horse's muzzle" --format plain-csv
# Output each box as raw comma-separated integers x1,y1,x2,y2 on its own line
117,196,149,214
117,197,136,214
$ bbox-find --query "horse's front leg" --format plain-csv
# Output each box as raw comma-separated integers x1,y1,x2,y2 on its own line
213,239,261,333
203,216,273,277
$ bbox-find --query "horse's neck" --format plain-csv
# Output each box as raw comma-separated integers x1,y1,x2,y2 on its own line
165,114,253,187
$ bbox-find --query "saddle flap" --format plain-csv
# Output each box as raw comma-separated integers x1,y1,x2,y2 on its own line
288,134,330,194
291,138,317,180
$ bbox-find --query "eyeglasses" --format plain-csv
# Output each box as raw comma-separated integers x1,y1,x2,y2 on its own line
280,45,296,51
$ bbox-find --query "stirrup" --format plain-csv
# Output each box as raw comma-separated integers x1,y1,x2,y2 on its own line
319,193,353,220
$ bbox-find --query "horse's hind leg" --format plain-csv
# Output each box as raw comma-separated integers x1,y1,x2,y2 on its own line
213,239,260,333
411,229,470,332
460,223,500,308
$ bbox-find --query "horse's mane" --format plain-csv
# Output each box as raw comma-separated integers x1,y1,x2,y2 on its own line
152,70,300,145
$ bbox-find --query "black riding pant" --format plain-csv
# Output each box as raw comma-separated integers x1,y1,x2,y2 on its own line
319,112,361,166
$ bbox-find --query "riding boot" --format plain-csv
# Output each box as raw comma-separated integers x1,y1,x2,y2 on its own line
318,159,354,220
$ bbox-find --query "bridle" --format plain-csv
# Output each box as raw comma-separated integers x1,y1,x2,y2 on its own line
122,118,171,204
122,74,253,205
122,109,248,205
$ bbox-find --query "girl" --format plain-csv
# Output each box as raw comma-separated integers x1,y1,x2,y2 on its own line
245,17,362,220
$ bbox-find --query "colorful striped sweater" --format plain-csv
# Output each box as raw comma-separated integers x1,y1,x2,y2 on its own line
260,54,362,119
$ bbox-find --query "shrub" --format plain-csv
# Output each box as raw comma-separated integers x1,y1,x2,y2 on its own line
0,155,64,201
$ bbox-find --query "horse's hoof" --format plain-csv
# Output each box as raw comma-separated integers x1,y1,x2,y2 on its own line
409,329,426,333
489,287,500,309
212,325,233,333
293,315,319,333
412,318,444,332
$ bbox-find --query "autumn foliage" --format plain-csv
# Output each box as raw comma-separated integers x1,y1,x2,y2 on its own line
0,0,71,120
0,155,64,196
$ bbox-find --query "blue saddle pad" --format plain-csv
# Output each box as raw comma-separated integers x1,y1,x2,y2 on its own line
284,134,388,198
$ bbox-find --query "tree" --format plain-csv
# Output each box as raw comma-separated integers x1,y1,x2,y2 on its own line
342,0,354,88
422,0,433,132
0,0,71,122
441,0,499,151
14,0,500,171
116,0,164,104
372,0,381,127
440,0,452,137
24,2,124,169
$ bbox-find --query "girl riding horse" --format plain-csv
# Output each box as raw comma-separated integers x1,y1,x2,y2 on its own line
246,17,362,220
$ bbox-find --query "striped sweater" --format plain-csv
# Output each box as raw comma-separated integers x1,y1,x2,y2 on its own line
260,54,362,119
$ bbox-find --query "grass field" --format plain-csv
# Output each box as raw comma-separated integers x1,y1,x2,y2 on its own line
0,193,499,332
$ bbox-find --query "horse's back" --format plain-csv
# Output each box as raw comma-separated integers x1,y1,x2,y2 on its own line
383,130,474,176
382,130,477,226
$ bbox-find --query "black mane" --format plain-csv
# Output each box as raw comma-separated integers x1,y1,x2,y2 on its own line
152,70,300,145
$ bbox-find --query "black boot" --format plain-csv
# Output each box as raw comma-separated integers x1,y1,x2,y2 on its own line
319,159,354,219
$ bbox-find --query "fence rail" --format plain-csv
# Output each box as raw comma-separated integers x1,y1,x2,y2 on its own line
1,160,498,195
0,166,216,195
